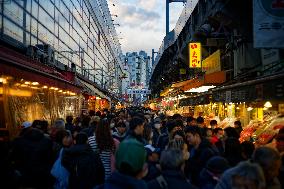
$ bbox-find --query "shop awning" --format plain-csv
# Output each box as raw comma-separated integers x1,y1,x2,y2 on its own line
171,79,195,88
0,60,81,93
182,71,226,92
0,45,81,92
160,87,174,97
78,79,111,101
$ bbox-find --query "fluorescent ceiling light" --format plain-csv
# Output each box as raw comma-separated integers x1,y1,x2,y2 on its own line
185,85,216,93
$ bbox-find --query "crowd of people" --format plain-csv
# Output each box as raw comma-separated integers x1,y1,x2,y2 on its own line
1,107,283,189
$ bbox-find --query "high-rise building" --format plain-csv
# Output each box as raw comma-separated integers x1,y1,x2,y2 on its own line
121,51,151,105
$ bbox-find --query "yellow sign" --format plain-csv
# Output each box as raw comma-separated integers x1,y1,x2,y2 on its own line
279,104,284,114
189,42,201,68
202,50,221,74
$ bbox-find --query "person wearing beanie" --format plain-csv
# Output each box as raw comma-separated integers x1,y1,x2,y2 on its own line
97,138,148,189
199,156,230,189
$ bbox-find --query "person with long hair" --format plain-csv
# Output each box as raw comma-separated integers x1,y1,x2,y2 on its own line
88,118,119,180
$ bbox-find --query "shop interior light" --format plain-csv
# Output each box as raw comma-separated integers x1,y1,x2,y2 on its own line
63,91,67,94
263,107,268,111
96,97,101,100
0,78,7,84
0,87,32,97
24,81,31,85
59,90,63,92
185,85,216,93
247,107,253,111
21,84,28,87
236,107,240,109
54,88,59,91
50,87,55,90
31,82,39,85
43,86,48,89
264,101,272,108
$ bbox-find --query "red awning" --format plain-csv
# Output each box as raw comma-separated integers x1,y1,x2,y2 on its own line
0,46,81,93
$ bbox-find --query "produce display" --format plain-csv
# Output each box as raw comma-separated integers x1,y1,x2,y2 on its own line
240,115,284,145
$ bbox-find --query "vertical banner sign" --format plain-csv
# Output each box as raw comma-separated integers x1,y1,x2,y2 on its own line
189,43,201,68
253,0,284,48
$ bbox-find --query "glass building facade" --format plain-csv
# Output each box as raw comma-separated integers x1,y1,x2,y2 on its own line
0,0,122,91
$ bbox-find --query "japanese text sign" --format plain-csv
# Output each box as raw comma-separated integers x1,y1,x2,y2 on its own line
254,0,284,48
189,43,201,68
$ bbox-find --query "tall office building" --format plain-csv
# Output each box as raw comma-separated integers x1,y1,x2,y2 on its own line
121,51,151,105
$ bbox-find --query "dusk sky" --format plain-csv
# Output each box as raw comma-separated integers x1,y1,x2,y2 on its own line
109,0,184,55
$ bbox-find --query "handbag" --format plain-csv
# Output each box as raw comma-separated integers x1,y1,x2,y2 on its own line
51,148,69,189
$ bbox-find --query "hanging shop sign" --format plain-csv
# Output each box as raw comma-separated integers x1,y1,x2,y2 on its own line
127,89,151,95
253,0,284,48
189,42,201,68
202,50,221,74
261,49,280,66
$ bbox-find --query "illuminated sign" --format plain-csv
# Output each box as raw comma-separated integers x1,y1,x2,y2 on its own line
189,42,201,68
202,50,221,74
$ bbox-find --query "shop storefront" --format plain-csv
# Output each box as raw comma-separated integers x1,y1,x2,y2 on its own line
78,78,111,112
0,46,83,139
211,73,284,145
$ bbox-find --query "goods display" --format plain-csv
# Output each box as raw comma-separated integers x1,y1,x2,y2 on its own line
240,115,284,145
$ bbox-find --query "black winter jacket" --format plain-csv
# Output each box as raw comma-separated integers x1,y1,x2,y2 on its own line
147,170,197,189
62,144,105,189
10,128,54,188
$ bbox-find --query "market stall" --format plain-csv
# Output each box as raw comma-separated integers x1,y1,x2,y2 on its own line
0,75,83,138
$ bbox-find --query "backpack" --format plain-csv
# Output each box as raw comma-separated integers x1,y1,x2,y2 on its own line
156,175,168,189
51,148,69,189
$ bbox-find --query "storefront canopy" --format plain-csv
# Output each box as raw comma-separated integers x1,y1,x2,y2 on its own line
0,45,81,93
78,79,111,101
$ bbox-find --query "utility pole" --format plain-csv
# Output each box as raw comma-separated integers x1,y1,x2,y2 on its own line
152,49,158,66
